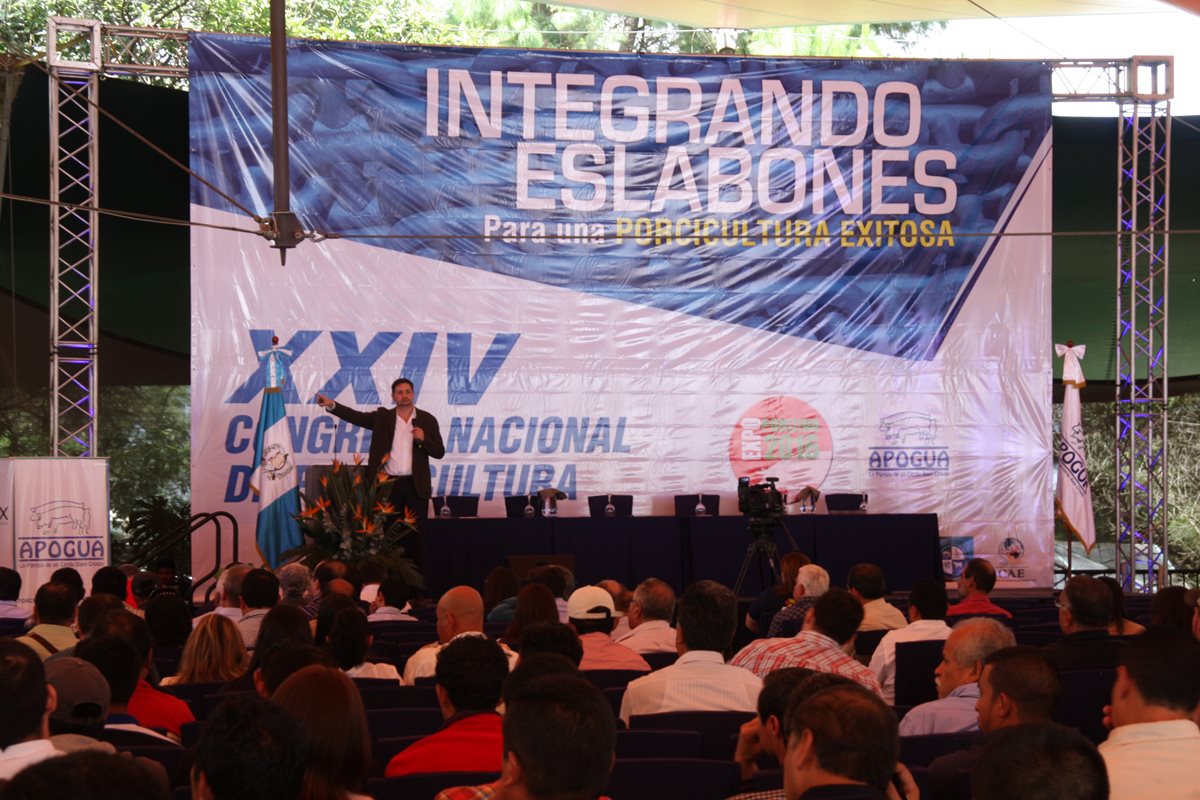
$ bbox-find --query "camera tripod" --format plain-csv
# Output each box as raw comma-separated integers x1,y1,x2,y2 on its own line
732,515,800,598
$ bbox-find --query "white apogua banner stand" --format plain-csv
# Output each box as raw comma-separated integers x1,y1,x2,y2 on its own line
0,458,110,607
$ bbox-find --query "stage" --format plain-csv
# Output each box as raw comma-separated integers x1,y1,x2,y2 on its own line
422,513,941,597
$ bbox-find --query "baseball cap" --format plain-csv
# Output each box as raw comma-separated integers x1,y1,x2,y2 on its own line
1184,588,1200,609
567,586,620,620
45,657,111,728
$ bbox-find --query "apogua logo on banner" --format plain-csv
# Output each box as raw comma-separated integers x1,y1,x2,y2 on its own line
728,397,833,495
868,410,951,478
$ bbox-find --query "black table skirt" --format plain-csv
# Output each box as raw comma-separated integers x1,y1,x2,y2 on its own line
423,513,940,598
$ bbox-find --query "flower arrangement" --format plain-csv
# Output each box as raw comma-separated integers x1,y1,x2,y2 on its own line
282,455,423,588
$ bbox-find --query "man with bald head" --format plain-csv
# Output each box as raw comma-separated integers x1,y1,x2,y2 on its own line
614,578,677,654
403,586,517,683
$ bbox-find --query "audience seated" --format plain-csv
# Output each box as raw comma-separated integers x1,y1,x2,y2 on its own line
925,646,1061,800
620,580,760,724
945,559,1011,619
869,578,952,705
404,587,517,684
746,553,810,634
847,564,906,632
191,694,307,800
898,617,1015,736
16,582,78,660
0,567,31,624
0,640,63,780
386,635,510,777
142,592,193,651
86,609,194,738
327,606,402,682
515,622,583,667
567,586,650,672
369,577,418,622
303,559,359,620
235,569,280,650
1099,627,1200,799
43,657,119,754
1043,576,1124,671
161,613,248,686
1097,577,1145,637
781,684,901,800
732,669,855,795
437,674,615,800
500,584,559,652
767,565,830,639
482,566,520,616
732,588,882,695
257,643,338,696
273,665,372,800
487,566,570,625
276,562,313,610
75,636,177,746
314,592,359,646
193,565,250,628
90,566,130,605
1149,586,1192,631
972,723,1108,800
613,578,678,654
597,579,634,638
221,604,312,692
0,749,170,800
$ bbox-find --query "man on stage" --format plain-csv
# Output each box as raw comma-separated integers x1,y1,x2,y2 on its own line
316,378,445,567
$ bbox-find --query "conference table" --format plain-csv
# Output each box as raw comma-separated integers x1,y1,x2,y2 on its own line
422,513,941,597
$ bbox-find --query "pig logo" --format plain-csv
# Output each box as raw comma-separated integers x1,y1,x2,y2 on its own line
878,411,937,443
29,501,90,533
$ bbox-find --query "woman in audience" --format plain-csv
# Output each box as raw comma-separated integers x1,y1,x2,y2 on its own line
274,665,372,800
1099,576,1146,636
222,603,313,691
482,566,519,614
327,605,402,682
1150,585,1192,630
744,551,811,633
161,613,248,686
143,592,193,649
314,593,360,647
501,583,559,652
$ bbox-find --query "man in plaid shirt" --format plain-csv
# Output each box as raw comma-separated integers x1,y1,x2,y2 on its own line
731,588,883,697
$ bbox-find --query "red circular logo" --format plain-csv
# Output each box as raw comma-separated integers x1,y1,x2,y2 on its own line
729,396,834,497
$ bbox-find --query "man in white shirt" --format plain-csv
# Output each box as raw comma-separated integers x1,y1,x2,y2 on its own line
614,578,677,654
0,640,63,780
869,578,953,704
1099,628,1200,799
847,563,907,632
619,580,761,724
368,577,418,622
235,569,279,650
403,586,516,683
192,564,250,628
0,568,32,625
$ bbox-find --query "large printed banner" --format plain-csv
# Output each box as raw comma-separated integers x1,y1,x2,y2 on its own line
1,458,110,606
190,34,1055,586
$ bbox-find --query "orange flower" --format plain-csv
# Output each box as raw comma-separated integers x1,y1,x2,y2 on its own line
353,504,365,522
298,505,322,519
353,453,363,466
402,506,418,525
320,474,328,489
373,501,395,515
379,453,390,464
353,473,363,487
332,460,342,474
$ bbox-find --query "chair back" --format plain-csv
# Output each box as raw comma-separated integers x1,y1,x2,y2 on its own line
366,707,445,741
1053,668,1116,745
0,618,28,637
366,772,500,800
583,669,648,691
606,758,740,800
898,732,982,767
628,711,755,761
642,651,679,670
587,494,634,518
893,640,946,707
854,629,887,659
673,494,721,516
616,729,704,759
358,684,439,710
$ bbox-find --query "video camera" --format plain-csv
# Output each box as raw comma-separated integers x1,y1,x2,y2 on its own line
737,476,786,519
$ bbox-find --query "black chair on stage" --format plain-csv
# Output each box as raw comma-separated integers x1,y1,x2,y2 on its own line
431,495,480,518
893,640,946,707
588,494,634,518
673,494,721,516
503,494,538,518
367,772,500,800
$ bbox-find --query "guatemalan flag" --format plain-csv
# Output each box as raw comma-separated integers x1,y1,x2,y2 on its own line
249,345,302,567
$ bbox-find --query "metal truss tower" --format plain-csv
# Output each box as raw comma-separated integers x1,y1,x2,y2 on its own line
44,23,1175,590
45,18,187,456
